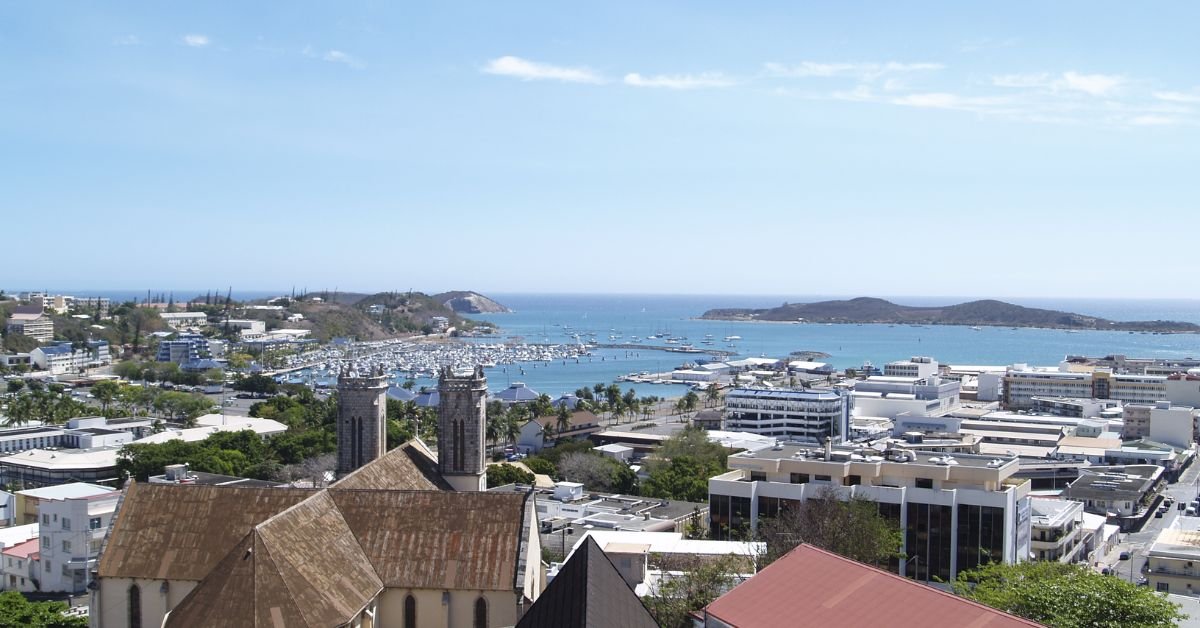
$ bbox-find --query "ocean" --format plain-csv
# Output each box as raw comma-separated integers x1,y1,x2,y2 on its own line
458,294,1200,399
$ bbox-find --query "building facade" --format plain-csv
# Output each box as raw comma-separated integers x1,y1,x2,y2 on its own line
5,308,53,343
708,443,1031,583
438,366,488,492
1003,366,1167,410
724,388,851,444
155,334,210,365
31,341,110,375
336,365,389,476
36,487,118,593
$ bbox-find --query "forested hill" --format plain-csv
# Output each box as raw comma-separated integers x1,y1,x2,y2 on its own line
700,297,1200,332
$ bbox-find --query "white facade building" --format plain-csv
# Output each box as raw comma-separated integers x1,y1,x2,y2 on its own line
36,485,118,593
884,356,939,379
724,388,851,444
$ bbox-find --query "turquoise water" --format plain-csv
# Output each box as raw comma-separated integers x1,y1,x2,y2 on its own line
458,294,1200,399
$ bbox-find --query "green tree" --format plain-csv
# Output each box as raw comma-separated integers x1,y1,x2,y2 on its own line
486,463,535,488
233,374,278,395
954,561,1182,628
91,380,120,413
642,554,748,628
756,486,903,567
0,590,87,627
705,383,721,407
5,380,24,395
554,405,572,438
524,456,556,476
642,455,716,503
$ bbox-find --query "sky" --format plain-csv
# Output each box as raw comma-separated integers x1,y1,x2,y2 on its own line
2,2,1199,298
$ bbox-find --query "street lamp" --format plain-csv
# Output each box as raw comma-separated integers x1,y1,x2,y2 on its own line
561,526,574,557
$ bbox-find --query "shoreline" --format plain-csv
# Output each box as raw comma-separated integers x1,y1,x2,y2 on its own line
692,318,1200,335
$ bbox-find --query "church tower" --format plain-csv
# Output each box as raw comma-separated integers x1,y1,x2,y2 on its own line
336,364,388,476
437,365,487,492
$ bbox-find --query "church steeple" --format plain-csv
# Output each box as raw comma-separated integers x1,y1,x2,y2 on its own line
336,363,388,476
437,365,487,492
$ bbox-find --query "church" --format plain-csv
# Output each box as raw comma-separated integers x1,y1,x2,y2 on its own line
90,365,544,628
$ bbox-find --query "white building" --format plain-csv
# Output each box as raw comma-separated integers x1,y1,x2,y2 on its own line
1003,365,1167,410
158,312,209,330
1166,373,1200,407
1149,402,1200,450
34,483,118,593
4,309,53,343
1029,498,1085,563
724,388,851,444
31,341,110,375
708,443,1031,582
884,356,939,379
1148,525,1200,596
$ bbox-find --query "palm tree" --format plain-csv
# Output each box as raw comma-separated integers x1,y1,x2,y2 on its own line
555,405,572,439
706,383,721,407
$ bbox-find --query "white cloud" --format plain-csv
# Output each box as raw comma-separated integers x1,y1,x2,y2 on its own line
992,71,1123,96
1061,71,1123,96
323,50,364,69
623,72,735,89
764,61,943,80
482,56,604,84
112,35,141,46
1154,90,1200,104
182,34,209,48
1130,114,1181,126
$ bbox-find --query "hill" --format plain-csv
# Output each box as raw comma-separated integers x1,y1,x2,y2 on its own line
432,291,511,314
700,297,1200,333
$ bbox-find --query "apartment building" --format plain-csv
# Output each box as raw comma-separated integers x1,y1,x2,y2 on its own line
1147,527,1200,596
884,356,939,379
1,538,39,592
724,388,851,444
4,307,53,343
708,442,1031,582
30,340,110,375
155,333,211,365
157,312,209,330
852,374,961,418
1123,401,1200,448
1029,498,1085,563
35,484,118,593
1003,365,1166,410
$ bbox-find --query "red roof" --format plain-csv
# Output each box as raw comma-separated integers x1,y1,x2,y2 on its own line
3,538,39,560
703,545,1042,628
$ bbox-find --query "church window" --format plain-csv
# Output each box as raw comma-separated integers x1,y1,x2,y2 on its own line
129,584,142,628
474,596,488,628
404,594,416,628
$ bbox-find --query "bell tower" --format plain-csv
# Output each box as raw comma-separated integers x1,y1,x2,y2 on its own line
336,364,389,476
437,365,488,492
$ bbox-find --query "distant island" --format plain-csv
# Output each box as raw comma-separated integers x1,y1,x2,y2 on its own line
432,291,511,314
700,297,1200,333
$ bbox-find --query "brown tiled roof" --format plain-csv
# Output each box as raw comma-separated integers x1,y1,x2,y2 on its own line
516,536,657,628
329,489,529,591
533,410,602,432
166,491,383,628
334,439,451,491
96,482,315,580
703,544,1042,628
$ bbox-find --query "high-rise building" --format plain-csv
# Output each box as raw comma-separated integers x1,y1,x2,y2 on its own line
336,364,388,476
437,365,487,492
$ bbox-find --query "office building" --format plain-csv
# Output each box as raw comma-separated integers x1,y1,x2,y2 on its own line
724,388,851,444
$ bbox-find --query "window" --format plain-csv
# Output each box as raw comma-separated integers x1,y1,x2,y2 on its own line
915,478,933,489
129,584,142,628
44,561,50,572
1158,582,1170,593
790,473,809,484
42,514,49,525
474,597,488,628
62,518,70,531
42,536,49,548
89,517,102,530
404,595,416,628
845,475,862,486
815,475,831,482
62,540,71,553
749,471,767,482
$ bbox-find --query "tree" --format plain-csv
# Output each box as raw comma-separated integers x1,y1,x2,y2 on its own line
0,590,87,627
91,380,120,413
557,452,637,493
5,380,24,395
642,554,748,628
953,561,1183,628
756,486,903,567
234,374,278,395
486,463,534,488
554,405,572,438
705,383,721,407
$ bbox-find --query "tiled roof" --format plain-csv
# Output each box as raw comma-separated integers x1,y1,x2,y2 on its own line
532,410,602,432
517,536,657,628
96,483,316,580
165,491,383,628
2,538,39,559
702,544,1041,628
329,489,529,590
333,440,450,491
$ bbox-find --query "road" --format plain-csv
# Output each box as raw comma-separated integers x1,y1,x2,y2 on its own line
1106,459,1200,583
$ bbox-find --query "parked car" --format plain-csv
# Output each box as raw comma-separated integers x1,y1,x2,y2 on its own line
1119,552,1131,560
1155,511,1164,518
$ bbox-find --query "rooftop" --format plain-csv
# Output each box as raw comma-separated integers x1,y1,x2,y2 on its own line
2,538,38,559
733,443,1019,470
17,482,115,500
1151,529,1200,560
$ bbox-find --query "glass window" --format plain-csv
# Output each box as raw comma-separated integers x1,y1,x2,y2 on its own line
89,517,102,530
915,478,933,489
129,584,142,628
815,475,831,482
790,473,809,484
62,518,71,531
845,475,861,486
474,597,488,628
750,471,767,482
404,595,416,628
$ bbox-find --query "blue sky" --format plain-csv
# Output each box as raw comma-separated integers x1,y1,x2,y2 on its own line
3,2,1198,298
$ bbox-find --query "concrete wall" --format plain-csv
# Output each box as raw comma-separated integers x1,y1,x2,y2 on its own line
91,577,197,628
378,588,519,628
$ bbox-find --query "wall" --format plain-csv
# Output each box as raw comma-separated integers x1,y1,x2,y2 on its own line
92,577,197,628
377,588,518,628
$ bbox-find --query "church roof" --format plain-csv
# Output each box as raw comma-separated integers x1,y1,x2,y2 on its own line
516,536,658,628
96,483,315,581
165,491,383,628
333,439,451,491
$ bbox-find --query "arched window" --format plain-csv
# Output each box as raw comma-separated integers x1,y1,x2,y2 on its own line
128,584,142,628
404,594,416,628
474,596,487,628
